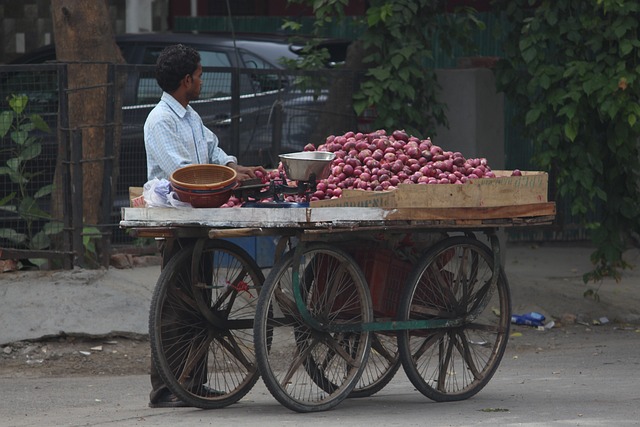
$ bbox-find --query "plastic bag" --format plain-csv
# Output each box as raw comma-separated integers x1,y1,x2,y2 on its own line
143,178,192,208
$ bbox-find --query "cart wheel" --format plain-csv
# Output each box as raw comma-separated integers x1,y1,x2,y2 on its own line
149,239,265,409
397,236,511,402
349,331,400,398
254,243,372,412
295,258,396,399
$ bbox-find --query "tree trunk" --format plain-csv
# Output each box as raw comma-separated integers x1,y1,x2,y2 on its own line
50,0,125,266
308,40,368,145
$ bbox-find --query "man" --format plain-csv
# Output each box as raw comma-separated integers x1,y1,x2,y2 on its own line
145,43,265,183
144,44,265,408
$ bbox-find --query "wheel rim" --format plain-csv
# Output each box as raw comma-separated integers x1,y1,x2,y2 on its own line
399,238,510,401
152,242,264,407
255,245,372,412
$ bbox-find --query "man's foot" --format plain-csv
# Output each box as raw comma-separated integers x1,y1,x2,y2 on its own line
148,391,188,408
149,386,225,408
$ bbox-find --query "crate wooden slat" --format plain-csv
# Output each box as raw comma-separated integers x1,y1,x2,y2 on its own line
310,171,549,209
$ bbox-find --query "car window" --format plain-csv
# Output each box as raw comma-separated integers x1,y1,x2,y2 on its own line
240,52,284,92
199,50,232,98
135,47,235,101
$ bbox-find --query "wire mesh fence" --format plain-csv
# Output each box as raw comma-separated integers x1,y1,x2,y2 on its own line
0,62,360,268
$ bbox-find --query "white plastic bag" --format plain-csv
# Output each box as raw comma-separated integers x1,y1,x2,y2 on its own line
143,178,192,208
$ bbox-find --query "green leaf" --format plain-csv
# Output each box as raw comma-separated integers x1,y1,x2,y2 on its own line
525,108,542,125
620,39,633,56
629,114,637,127
539,73,551,89
0,111,14,137
19,142,42,162
0,228,27,244
0,192,16,206
18,197,50,221
30,231,50,250
369,67,391,81
564,121,578,142
8,94,28,115
34,184,54,199
398,67,410,82
43,221,64,235
10,130,28,145
521,46,537,63
390,54,404,69
353,99,369,116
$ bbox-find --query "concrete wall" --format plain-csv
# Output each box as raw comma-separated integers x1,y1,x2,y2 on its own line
434,67,505,169
0,0,172,64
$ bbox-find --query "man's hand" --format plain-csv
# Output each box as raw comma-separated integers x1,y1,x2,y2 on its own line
227,163,268,182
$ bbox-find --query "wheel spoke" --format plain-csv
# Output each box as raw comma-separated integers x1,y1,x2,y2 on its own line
254,243,372,412
398,236,511,402
323,333,361,368
177,332,213,384
281,335,321,387
454,330,481,380
436,333,455,391
150,241,264,409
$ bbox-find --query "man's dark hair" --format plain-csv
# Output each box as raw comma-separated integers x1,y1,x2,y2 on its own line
155,44,201,93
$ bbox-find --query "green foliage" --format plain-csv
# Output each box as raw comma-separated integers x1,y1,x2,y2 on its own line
81,226,102,267
284,0,483,137
0,94,61,264
494,0,640,281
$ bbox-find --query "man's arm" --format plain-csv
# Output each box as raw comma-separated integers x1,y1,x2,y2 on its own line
203,127,266,181
226,162,268,181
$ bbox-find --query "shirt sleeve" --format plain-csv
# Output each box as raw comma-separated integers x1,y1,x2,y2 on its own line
204,126,237,166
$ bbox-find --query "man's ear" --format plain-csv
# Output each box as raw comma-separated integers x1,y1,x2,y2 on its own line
180,74,191,88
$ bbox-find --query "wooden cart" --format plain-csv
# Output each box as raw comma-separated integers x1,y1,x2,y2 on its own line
121,193,555,413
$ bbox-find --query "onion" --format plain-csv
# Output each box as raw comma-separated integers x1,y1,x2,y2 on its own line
263,129,501,204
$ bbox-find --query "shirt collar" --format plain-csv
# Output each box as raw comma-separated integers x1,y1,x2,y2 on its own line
161,92,189,118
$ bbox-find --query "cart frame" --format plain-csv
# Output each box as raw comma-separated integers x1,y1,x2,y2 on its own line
121,202,555,412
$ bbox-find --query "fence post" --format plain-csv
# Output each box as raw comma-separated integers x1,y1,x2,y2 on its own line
98,63,115,268
271,97,283,167
230,67,241,157
70,128,84,268
58,63,74,269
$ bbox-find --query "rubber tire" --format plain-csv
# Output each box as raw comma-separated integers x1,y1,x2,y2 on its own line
397,236,511,402
254,243,372,412
149,239,265,409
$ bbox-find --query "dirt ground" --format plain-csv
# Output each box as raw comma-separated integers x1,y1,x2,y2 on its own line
2,322,639,380
1,242,639,380
0,334,152,378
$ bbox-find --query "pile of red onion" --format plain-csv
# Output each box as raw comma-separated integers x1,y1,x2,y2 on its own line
222,129,521,207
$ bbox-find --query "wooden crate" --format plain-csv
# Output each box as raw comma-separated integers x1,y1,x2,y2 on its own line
310,170,548,209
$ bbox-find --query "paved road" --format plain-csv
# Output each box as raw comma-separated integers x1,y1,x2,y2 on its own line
2,325,638,427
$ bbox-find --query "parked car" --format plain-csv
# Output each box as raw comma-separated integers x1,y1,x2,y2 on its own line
1,32,351,243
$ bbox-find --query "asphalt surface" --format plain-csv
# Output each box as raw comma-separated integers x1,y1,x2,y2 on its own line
1,243,639,425
1,325,639,426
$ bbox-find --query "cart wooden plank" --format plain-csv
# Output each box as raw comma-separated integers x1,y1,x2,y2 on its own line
121,202,555,232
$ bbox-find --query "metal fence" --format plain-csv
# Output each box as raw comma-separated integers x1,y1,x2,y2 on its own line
0,62,361,268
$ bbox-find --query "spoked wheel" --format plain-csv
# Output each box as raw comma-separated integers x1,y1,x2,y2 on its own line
397,236,511,402
254,243,372,413
149,239,265,409
349,331,400,398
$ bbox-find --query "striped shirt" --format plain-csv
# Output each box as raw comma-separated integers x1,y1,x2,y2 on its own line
144,92,237,181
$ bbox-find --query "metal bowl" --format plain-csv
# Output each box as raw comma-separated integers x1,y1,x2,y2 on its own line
279,151,336,181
